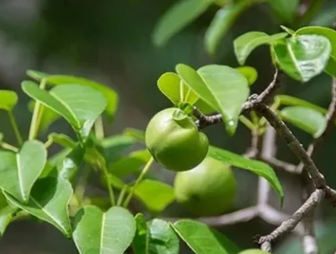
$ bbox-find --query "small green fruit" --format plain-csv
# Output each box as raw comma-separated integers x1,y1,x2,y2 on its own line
145,108,209,172
238,249,271,254
174,157,236,216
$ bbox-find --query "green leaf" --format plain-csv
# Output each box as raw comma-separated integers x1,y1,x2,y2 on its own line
135,179,175,214
268,0,299,23
57,144,85,181
0,90,18,111
133,215,180,254
208,146,284,204
205,0,256,54
48,133,77,148
28,100,61,133
194,99,216,114
272,35,332,82
296,26,336,78
73,206,136,254
4,177,73,237
109,149,151,178
176,64,249,135
0,140,47,203
275,95,328,114
123,128,145,143
0,192,17,235
234,32,287,65
26,70,48,81
235,66,258,85
280,106,327,138
172,220,240,254
22,81,107,141
157,72,198,106
153,0,215,46
46,75,118,118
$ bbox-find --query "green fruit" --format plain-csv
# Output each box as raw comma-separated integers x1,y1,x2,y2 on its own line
174,157,236,216
145,108,209,172
238,249,271,254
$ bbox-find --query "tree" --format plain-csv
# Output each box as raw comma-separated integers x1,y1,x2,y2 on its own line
0,0,336,253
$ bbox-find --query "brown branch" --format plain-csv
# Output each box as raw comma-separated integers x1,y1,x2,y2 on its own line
258,189,325,246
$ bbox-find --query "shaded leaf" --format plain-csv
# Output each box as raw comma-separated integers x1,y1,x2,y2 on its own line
110,149,151,178
172,220,240,254
234,32,287,65
0,192,17,235
208,146,284,204
73,206,136,254
0,140,47,203
123,128,145,143
194,99,216,114
22,81,107,141
153,0,215,46
0,90,18,111
4,177,73,237
272,35,331,82
280,106,327,138
268,0,299,22
57,144,85,181
296,26,336,78
205,0,256,54
48,133,77,148
26,70,48,81
157,72,198,105
135,179,175,214
235,66,258,85
176,64,249,135
133,215,180,254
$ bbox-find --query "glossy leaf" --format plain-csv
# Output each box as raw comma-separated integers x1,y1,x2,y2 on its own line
57,144,85,181
272,35,331,82
0,90,18,111
46,75,118,118
157,72,198,105
0,140,47,203
28,100,61,133
208,146,284,204
296,26,336,78
135,179,175,214
133,215,179,254
268,0,299,22
153,0,215,46
22,81,107,141
234,32,287,65
73,206,136,254
4,177,73,237
235,66,258,85
172,220,240,254
205,0,255,54
280,106,327,138
176,64,249,135
109,149,151,178
0,192,17,235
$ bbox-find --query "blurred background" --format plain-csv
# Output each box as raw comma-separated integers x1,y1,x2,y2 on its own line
0,0,336,253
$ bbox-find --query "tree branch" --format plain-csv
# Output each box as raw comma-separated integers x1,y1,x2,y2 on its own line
258,189,325,246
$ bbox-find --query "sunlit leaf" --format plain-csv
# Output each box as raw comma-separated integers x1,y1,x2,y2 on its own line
172,220,240,254
272,35,331,82
280,106,327,138
0,90,18,111
176,64,249,135
235,66,258,85
4,177,73,237
0,140,47,203
208,146,284,204
73,206,136,254
234,32,287,65
153,0,216,46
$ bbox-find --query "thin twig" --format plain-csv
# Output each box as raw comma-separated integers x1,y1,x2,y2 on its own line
258,189,325,246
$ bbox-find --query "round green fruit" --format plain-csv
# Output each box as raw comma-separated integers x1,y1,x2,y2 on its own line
238,249,271,254
174,157,236,216
145,108,209,172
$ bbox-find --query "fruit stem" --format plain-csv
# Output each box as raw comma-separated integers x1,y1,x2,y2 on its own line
123,156,154,207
